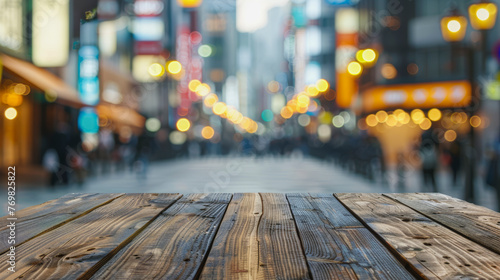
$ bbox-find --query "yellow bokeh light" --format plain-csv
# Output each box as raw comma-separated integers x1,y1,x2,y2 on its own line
148,63,165,77
411,109,425,124
316,79,329,92
4,94,23,107
247,121,258,133
167,61,182,74
240,117,251,130
419,118,432,130
362,49,377,63
212,102,227,115
400,112,410,124
306,85,319,97
444,130,457,142
375,110,388,123
347,61,363,76
176,118,191,132
386,115,397,127
280,106,293,119
470,115,481,128
366,114,378,127
201,126,215,139
204,93,218,107
428,108,442,122
195,83,211,97
297,95,310,106
188,79,201,92
4,107,18,120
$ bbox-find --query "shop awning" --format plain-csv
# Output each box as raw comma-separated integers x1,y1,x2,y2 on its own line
0,54,83,108
95,103,145,132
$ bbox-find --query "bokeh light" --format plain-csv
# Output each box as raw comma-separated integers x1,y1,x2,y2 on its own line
188,79,201,92
170,131,187,145
411,109,425,124
280,106,293,119
470,115,481,128
212,102,227,115
198,44,212,57
261,109,274,122
267,81,280,93
375,110,388,123
176,118,191,132
298,114,310,127
4,107,17,120
204,93,219,107
201,126,215,139
145,118,161,132
419,118,432,130
347,61,363,76
148,63,165,77
428,108,442,122
332,115,345,128
167,60,182,74
381,63,397,79
366,114,378,127
362,49,377,63
316,79,329,92
444,130,457,142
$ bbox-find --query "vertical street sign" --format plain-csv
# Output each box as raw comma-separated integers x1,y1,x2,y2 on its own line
78,45,100,106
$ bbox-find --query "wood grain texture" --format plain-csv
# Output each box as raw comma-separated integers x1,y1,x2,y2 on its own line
385,193,500,255
200,193,262,280
287,193,415,280
0,193,181,280
257,193,311,280
336,193,500,280
0,193,123,254
90,193,232,280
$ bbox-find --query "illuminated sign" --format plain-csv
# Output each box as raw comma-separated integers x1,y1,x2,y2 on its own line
78,107,99,133
134,0,164,17
335,8,359,108
32,0,70,67
78,46,100,106
132,18,164,41
0,0,27,59
362,80,471,112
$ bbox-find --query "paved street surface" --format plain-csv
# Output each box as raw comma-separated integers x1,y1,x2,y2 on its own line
4,156,497,216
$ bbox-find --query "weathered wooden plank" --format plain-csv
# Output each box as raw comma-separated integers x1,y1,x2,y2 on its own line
385,193,500,255
287,193,416,280
257,193,311,280
0,193,123,254
0,193,181,280
90,193,232,280
199,193,262,280
336,193,500,280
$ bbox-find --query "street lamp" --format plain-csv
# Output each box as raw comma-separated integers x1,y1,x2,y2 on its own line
440,1,498,203
440,10,468,42
469,2,498,30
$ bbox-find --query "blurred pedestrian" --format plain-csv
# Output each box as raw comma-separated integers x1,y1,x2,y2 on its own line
419,140,438,192
448,140,462,187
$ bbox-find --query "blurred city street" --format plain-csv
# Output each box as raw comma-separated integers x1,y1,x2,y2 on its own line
2,0,500,216
3,155,497,216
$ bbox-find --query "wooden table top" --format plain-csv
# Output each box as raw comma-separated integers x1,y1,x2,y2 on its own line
1,193,500,279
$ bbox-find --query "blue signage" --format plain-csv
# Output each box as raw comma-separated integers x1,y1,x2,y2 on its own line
78,46,100,106
78,107,99,134
325,0,359,6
